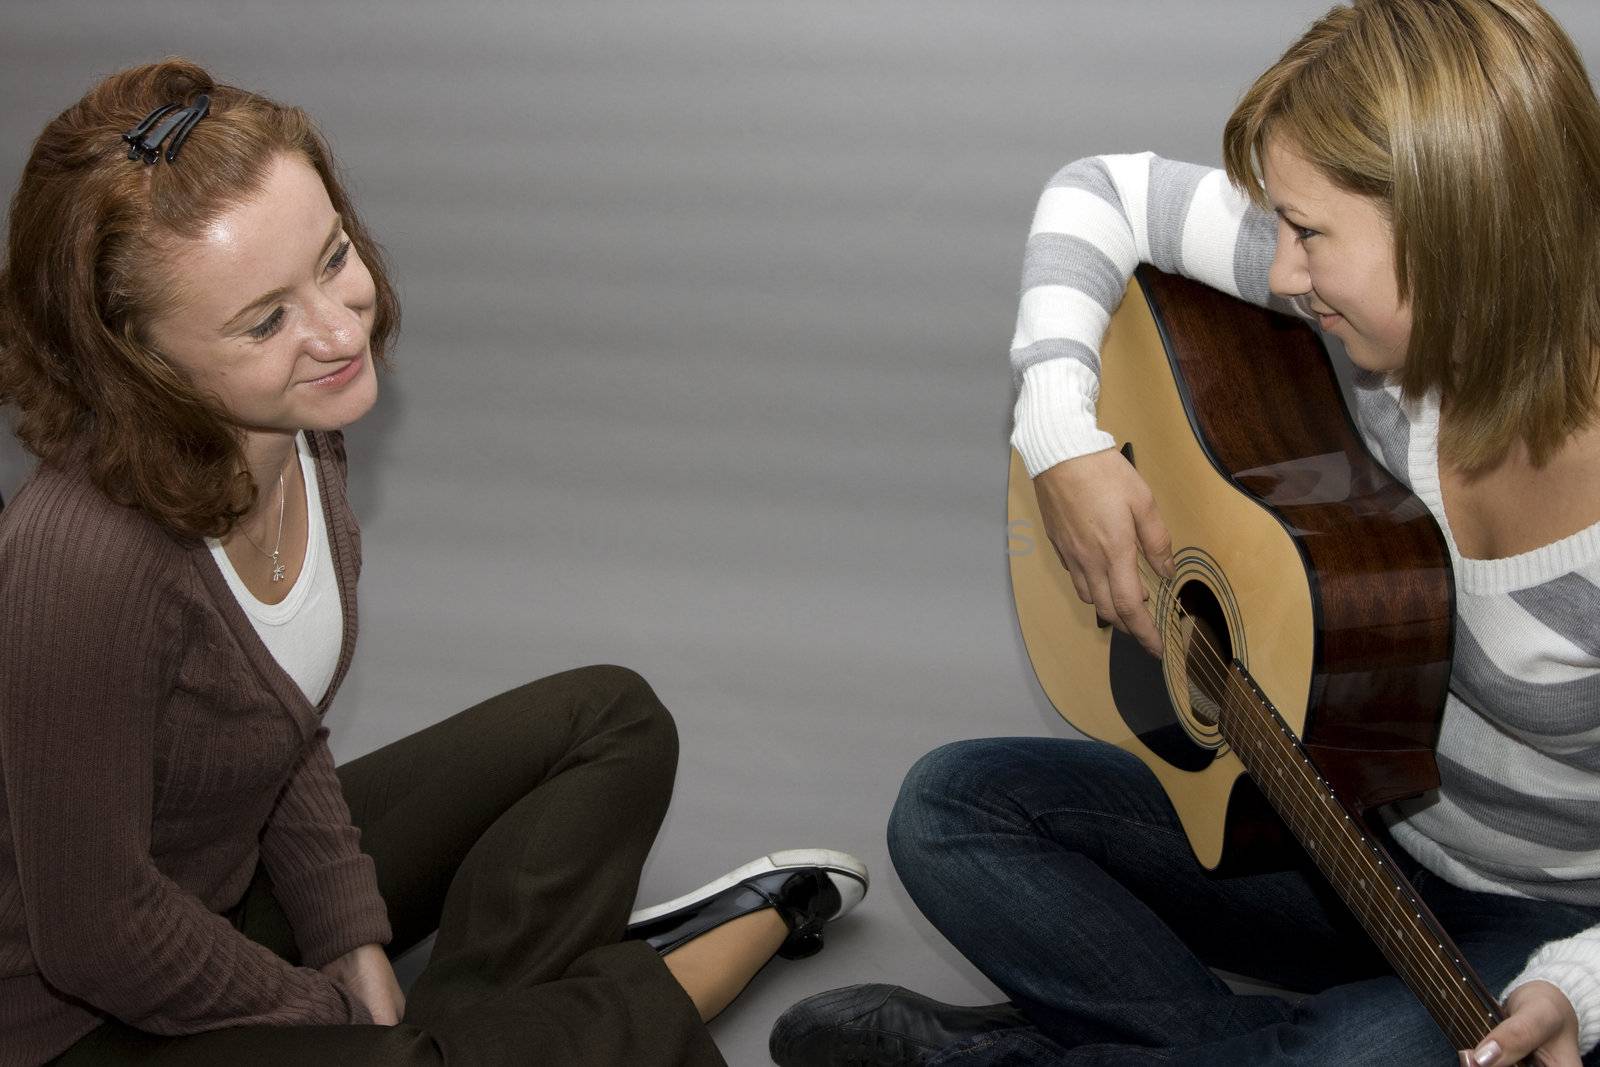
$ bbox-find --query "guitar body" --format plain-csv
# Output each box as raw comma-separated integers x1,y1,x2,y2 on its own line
1007,266,1455,871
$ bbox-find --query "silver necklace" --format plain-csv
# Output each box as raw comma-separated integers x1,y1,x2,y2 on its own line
241,463,290,582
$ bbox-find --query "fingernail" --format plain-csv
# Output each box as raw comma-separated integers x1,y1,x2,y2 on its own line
1471,1039,1501,1066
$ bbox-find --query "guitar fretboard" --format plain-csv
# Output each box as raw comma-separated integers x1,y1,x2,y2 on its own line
1214,661,1504,1053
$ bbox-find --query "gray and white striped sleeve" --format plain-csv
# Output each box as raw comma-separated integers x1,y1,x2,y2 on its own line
1009,152,1281,477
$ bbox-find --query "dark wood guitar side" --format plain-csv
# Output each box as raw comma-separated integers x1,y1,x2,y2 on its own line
1007,266,1518,1056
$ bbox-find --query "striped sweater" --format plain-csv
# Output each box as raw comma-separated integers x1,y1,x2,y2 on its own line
1009,153,1600,1051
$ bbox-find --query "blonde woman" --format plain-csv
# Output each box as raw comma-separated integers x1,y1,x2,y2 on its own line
773,2,1599,1065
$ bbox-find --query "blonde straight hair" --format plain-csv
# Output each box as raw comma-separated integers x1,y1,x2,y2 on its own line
1222,0,1600,471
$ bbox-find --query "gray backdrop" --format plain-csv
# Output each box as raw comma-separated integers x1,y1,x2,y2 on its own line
6,3,1600,1064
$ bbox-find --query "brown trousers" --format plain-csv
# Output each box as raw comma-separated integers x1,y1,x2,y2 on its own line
51,665,727,1066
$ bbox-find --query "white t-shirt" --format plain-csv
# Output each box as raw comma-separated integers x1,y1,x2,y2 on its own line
207,432,342,705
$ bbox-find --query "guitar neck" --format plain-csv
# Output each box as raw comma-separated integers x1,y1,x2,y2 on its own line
1216,661,1506,1053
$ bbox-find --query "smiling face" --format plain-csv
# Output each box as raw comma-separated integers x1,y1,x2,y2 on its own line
1262,135,1413,373
143,152,379,451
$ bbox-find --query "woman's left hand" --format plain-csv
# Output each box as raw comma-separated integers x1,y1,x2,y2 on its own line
320,942,406,1025
1460,980,1581,1066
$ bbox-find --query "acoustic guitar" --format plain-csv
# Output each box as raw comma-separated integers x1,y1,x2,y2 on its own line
1006,265,1517,1057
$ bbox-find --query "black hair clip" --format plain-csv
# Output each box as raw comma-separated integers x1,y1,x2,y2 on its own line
122,94,210,164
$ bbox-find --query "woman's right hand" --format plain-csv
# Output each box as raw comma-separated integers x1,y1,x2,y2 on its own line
1032,448,1176,659
321,943,406,1025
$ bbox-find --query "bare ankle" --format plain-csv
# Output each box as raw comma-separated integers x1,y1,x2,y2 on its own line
661,907,788,1021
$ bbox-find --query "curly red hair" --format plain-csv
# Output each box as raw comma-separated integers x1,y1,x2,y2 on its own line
0,57,400,537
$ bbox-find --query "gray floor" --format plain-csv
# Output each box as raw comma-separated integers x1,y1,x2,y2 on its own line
5,3,1600,1063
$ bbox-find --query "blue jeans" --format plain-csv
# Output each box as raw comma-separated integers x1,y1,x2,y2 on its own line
887,738,1600,1066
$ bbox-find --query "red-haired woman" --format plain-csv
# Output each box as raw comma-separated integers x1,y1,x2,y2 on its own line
0,59,866,1067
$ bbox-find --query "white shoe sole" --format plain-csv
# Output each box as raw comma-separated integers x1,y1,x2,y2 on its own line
627,848,869,926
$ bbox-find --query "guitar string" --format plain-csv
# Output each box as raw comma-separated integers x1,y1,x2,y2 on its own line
1198,655,1488,1043
1116,558,1493,1042
1027,513,1466,1012
1122,557,1489,1041
1129,559,1494,1042
1123,580,1490,1047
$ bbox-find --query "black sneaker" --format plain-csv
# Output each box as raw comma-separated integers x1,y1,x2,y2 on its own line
625,849,868,960
770,983,1030,1065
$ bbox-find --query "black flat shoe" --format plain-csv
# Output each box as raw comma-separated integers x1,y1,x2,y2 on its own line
625,849,868,960
769,983,1030,1066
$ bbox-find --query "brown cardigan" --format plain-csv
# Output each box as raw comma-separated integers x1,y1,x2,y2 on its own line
0,431,392,1066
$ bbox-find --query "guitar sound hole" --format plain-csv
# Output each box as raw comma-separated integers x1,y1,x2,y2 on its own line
1177,580,1233,727
1107,570,1227,771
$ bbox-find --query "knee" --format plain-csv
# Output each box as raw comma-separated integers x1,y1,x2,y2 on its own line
887,739,1008,885
365,1024,446,1064
570,663,679,768
888,738,1094,884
